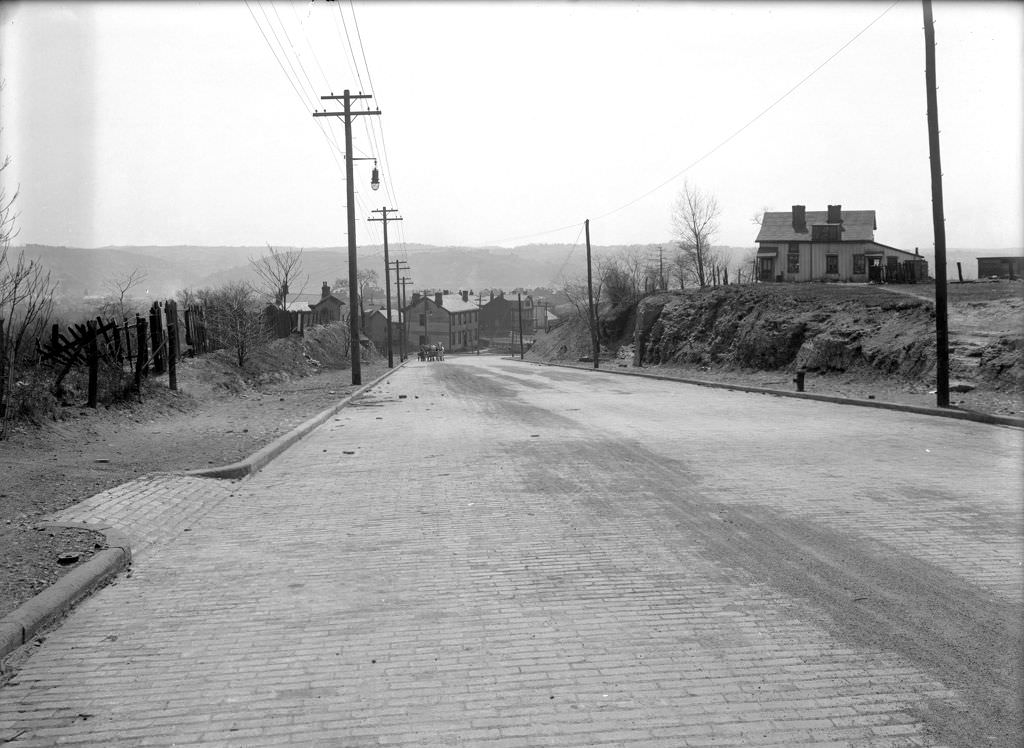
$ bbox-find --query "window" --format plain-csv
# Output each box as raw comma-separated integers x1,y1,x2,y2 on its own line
418,314,426,326
826,254,839,274
853,254,866,274
787,248,800,274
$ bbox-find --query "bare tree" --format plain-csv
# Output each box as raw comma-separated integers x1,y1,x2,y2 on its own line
750,205,772,227
101,268,147,320
559,268,606,351
335,268,379,329
357,268,378,327
671,181,721,289
1,116,57,435
1,235,57,439
204,281,268,368
250,244,307,310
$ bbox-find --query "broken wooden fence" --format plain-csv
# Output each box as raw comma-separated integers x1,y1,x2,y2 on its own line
36,299,208,408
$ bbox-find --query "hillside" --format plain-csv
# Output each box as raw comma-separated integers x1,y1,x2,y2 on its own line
527,281,1024,416
17,242,678,301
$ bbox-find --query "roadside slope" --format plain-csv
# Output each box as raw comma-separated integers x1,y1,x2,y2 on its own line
528,282,1023,415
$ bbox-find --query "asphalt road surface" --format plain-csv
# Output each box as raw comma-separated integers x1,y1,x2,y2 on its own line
1,355,1021,747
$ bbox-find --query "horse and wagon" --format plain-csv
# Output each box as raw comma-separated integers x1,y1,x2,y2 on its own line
417,344,445,362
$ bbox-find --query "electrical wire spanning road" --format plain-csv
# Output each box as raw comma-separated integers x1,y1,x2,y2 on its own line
1,356,1020,746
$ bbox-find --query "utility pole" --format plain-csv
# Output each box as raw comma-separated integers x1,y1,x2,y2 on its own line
922,0,950,408
314,90,380,385
392,260,410,361
517,292,525,360
369,208,402,368
585,219,599,369
475,290,484,354
653,246,665,291
400,275,413,360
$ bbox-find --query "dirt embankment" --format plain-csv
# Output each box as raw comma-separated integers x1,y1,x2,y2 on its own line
528,282,1024,413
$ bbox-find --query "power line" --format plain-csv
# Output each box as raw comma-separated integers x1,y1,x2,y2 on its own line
345,1,401,211
244,0,348,170
589,0,901,223
473,0,901,247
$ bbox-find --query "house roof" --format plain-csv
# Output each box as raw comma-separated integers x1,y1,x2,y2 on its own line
410,293,478,314
755,209,877,243
310,293,346,309
369,308,401,323
439,294,478,313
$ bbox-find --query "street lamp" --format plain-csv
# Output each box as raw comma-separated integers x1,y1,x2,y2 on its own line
347,155,379,191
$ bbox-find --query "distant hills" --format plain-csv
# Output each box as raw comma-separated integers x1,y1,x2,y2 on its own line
15,243,1021,303
16,242,684,300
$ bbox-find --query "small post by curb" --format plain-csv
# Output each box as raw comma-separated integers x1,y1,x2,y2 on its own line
794,369,806,392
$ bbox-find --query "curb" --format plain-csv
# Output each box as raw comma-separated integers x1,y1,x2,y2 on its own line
185,363,401,479
527,359,1024,429
0,363,402,669
0,529,131,668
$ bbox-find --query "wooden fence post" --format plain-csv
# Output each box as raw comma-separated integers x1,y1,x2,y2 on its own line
135,314,147,391
165,300,178,392
149,302,165,375
122,320,133,385
183,306,194,353
86,320,99,408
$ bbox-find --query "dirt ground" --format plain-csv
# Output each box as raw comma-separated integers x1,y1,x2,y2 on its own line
0,352,389,621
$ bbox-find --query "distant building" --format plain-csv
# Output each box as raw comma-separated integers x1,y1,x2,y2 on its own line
308,282,347,326
754,205,928,283
479,291,535,340
977,256,1022,280
365,307,402,355
405,290,480,352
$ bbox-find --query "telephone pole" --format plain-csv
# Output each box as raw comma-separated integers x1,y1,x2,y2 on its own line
393,260,410,360
652,246,666,291
922,0,950,408
314,90,380,385
396,270,412,360
585,219,599,369
517,292,526,360
369,208,402,368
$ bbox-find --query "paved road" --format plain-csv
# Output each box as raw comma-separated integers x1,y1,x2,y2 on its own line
2,356,1021,747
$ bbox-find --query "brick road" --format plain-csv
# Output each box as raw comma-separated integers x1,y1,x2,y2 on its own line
1,356,1020,746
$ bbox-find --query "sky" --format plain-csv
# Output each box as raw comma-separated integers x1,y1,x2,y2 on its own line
1,1,1021,253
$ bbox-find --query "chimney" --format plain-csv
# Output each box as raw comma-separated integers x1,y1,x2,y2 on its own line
411,292,421,306
434,292,443,306
792,205,806,232
827,204,842,224
461,290,469,302
321,281,330,299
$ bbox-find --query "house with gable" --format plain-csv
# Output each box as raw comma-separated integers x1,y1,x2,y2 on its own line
479,290,535,340
365,307,402,355
309,282,347,326
404,290,480,352
754,205,928,283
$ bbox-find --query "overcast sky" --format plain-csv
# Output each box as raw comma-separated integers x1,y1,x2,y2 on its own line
1,1,1021,253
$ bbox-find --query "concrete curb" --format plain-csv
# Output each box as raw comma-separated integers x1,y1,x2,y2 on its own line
0,529,131,667
185,364,402,479
527,359,1024,429
0,363,402,669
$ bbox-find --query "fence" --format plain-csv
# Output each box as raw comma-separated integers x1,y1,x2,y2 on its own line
33,299,208,408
